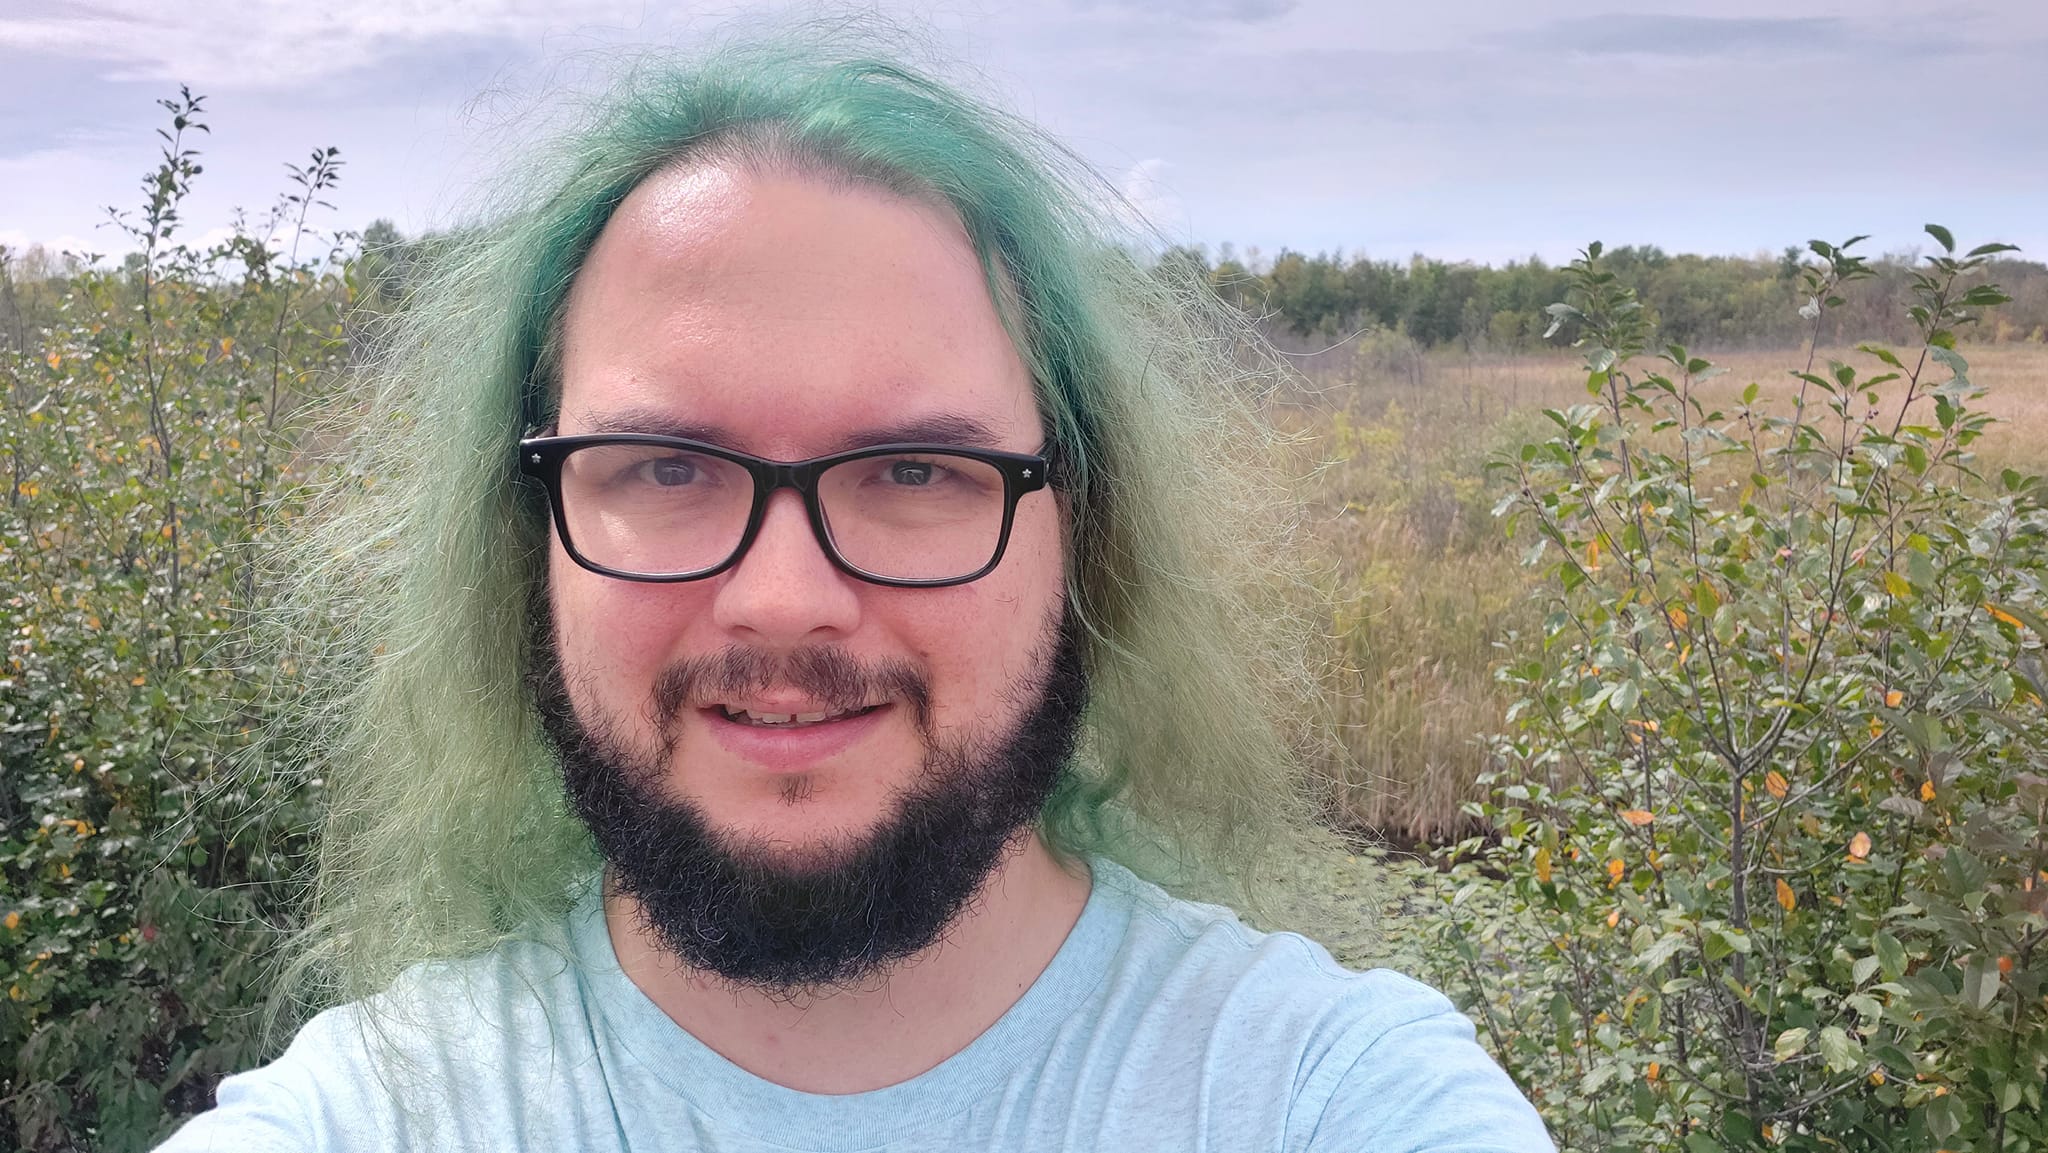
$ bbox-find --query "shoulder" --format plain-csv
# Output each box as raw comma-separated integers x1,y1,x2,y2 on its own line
1092,857,1453,1037
1087,860,1554,1152
152,932,586,1153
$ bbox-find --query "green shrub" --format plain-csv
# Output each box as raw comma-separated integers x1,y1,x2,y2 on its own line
0,91,349,1151
1413,229,2048,1151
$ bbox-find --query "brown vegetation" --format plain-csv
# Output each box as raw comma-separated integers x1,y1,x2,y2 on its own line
1297,341,2048,844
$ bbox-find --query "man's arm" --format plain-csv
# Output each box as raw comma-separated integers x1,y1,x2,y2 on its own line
153,1066,316,1153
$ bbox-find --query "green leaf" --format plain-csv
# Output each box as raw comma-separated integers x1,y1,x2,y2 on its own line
1926,1093,1965,1140
1720,1110,1759,1149
1875,932,1906,981
1636,932,1688,972
1963,954,2002,1011
1774,1026,1810,1061
1853,954,1880,986
1924,223,1956,253
1818,1025,1860,1073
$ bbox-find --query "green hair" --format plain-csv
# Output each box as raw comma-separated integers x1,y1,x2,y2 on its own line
268,23,1331,1017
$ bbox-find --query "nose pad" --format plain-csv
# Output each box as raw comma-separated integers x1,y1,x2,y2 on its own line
710,489,861,639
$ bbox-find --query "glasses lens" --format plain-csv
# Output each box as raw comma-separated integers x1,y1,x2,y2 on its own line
557,443,753,576
817,451,1009,581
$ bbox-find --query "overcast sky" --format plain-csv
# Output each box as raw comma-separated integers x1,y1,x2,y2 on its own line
3,0,2043,267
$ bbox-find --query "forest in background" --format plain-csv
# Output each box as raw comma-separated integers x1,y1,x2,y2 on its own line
15,222,2048,364
1169,242,2048,352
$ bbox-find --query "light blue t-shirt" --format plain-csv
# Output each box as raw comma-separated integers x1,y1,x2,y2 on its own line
158,859,1552,1152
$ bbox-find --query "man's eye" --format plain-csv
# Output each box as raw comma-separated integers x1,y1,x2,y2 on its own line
889,461,935,486
639,458,699,486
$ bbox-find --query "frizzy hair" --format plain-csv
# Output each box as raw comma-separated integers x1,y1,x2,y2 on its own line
262,23,1332,1017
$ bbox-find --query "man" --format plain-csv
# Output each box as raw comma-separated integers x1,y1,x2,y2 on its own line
160,31,1552,1153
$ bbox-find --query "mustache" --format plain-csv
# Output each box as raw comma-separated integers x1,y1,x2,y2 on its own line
649,645,933,732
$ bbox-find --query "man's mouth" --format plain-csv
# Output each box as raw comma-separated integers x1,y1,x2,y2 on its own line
714,703,884,729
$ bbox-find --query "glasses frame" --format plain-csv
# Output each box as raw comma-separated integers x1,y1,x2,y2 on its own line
518,432,1055,588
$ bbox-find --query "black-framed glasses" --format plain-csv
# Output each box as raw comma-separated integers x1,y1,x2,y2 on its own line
518,433,1055,588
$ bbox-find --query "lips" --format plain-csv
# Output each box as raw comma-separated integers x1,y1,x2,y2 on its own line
700,699,894,771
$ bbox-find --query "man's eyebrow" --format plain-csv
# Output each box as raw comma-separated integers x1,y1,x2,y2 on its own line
566,408,1007,454
572,407,729,443
831,414,1004,452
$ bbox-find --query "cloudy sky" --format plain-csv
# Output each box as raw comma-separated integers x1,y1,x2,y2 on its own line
3,0,2043,266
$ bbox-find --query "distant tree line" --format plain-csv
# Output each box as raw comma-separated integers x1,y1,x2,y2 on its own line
1155,242,2048,352
9,225,2045,360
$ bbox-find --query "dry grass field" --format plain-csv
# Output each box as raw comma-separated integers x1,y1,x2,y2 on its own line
1295,338,2048,844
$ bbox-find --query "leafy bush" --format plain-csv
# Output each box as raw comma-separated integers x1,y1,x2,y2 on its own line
0,91,350,1151
1414,230,2048,1151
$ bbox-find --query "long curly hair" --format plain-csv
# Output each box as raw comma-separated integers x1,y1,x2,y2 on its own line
264,21,1331,1018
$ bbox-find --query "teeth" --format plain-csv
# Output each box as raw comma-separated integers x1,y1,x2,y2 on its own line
718,704,859,727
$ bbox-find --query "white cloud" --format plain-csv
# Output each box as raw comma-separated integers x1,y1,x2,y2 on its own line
1112,156,1187,243
0,229,96,258
0,0,653,89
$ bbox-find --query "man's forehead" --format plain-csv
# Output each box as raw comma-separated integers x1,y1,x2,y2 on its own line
551,165,1043,454
563,406,1015,455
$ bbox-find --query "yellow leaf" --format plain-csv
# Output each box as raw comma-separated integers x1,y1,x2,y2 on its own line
1885,689,1904,708
1869,1069,1886,1086
1621,809,1655,826
1986,603,2024,629
1921,780,1936,802
1533,846,1553,884
1606,907,1620,928
219,337,235,355
131,674,146,687
3,912,17,931
1776,877,1797,912
1883,571,1911,598
1848,831,1872,861
1668,606,1688,630
1607,858,1626,886
1586,538,1602,571
1765,771,1789,799
1646,1062,1659,1082
44,351,60,369
1869,717,1885,739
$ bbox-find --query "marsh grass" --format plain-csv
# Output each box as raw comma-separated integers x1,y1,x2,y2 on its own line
1298,339,2048,843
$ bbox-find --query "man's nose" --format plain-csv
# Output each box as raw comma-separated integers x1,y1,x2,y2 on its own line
708,488,863,642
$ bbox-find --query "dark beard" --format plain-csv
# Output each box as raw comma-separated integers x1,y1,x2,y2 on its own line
527,603,1087,994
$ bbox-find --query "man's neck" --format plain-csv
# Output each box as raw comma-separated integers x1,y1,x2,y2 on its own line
603,831,1093,1094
